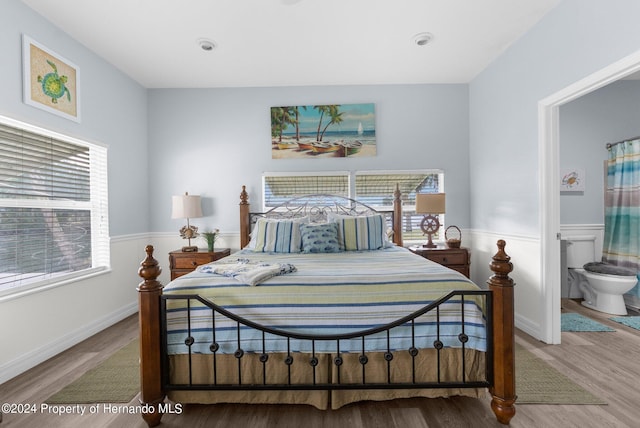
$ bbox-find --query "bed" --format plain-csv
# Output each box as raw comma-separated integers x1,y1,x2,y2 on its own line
136,186,516,426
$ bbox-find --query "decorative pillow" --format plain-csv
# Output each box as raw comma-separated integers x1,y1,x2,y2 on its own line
249,217,309,253
334,214,387,251
327,212,394,251
300,222,342,253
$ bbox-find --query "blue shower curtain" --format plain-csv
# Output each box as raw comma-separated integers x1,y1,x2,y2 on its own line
603,138,640,301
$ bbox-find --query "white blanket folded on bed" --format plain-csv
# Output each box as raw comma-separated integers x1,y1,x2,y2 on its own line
197,258,296,286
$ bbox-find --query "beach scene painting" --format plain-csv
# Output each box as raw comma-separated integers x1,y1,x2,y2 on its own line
271,103,376,159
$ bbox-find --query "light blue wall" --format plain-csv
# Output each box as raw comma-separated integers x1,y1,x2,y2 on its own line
148,84,470,235
0,0,149,236
0,0,149,384
469,0,640,237
559,80,640,225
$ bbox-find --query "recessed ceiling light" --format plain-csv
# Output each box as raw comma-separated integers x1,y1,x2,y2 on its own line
197,38,216,51
413,32,434,47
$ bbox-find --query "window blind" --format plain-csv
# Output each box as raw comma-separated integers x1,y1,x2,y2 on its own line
355,172,440,207
263,174,349,208
355,171,443,242
0,120,110,295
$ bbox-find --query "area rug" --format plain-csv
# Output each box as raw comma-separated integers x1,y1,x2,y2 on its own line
609,315,640,330
561,312,615,332
46,340,139,404
44,338,604,406
515,343,606,405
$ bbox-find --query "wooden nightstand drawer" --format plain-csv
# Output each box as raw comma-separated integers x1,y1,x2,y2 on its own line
423,251,467,266
169,248,231,280
173,253,215,269
408,245,470,279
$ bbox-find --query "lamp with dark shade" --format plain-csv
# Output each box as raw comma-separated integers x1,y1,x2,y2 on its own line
415,193,445,248
172,192,203,252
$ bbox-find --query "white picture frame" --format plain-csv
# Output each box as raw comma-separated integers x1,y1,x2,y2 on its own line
22,34,81,122
560,168,585,192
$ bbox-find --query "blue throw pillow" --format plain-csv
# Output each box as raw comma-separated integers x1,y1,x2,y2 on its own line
300,223,342,253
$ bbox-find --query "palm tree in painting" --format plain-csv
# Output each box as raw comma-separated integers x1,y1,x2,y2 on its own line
271,107,296,142
314,105,329,141
271,107,285,141
293,106,307,141
314,104,341,141
318,105,344,142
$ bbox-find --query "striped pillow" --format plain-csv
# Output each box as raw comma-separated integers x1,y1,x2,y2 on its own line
250,217,308,253
335,214,386,251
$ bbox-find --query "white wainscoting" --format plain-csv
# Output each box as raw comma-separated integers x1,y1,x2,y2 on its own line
0,235,147,384
467,230,543,341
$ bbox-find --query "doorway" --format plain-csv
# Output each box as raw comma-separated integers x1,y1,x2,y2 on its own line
539,50,640,344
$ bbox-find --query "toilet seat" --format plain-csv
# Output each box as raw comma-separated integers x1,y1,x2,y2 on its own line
583,262,637,278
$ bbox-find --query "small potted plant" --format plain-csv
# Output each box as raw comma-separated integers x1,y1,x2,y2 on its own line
201,229,220,252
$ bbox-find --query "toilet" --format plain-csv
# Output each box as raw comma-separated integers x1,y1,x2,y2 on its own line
565,235,638,315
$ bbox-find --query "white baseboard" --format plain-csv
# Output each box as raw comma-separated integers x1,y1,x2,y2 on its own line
0,302,137,384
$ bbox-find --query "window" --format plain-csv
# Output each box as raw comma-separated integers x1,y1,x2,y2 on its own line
262,170,443,242
0,117,110,297
263,172,350,209
355,170,443,242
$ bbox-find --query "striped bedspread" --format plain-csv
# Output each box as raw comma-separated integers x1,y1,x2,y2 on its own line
163,246,487,355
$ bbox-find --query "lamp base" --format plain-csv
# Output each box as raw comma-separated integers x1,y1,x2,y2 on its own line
181,245,198,252
420,215,440,249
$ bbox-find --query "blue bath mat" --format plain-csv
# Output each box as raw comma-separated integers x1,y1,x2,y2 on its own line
609,316,640,331
561,313,615,332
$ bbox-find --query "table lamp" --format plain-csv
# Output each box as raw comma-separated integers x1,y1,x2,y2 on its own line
415,193,446,248
171,192,203,252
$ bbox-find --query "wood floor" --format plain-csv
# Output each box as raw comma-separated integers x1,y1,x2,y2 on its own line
1,299,639,427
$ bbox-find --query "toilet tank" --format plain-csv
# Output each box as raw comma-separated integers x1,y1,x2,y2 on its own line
565,235,596,268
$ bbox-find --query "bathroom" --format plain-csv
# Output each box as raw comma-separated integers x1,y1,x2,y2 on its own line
559,77,640,315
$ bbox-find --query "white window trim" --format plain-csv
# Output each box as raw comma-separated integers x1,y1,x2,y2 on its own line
0,114,110,299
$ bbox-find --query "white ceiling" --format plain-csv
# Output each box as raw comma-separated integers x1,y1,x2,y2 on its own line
20,0,561,89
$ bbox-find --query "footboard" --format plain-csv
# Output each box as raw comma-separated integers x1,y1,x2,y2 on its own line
161,290,492,390
137,241,516,426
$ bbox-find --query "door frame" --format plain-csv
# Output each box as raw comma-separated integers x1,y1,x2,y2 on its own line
539,50,640,344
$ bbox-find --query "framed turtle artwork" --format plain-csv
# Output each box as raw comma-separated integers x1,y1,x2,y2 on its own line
22,35,80,122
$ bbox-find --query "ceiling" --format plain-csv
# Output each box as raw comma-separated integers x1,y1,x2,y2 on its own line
21,0,561,89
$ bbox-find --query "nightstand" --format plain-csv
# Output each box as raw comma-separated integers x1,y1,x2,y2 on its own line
409,245,470,278
169,248,231,280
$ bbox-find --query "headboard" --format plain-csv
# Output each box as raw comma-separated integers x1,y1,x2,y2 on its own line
239,185,403,249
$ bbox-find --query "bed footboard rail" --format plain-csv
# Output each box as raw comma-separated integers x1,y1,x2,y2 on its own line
160,289,493,392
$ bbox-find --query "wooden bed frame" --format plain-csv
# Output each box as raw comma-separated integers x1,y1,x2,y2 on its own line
136,186,516,426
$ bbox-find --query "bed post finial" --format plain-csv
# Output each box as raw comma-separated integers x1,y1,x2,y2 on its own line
487,239,516,425
240,185,251,249
137,245,165,427
138,245,161,290
240,185,249,205
392,184,403,247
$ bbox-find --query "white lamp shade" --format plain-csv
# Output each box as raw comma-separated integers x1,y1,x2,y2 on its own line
415,193,446,214
171,193,203,219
